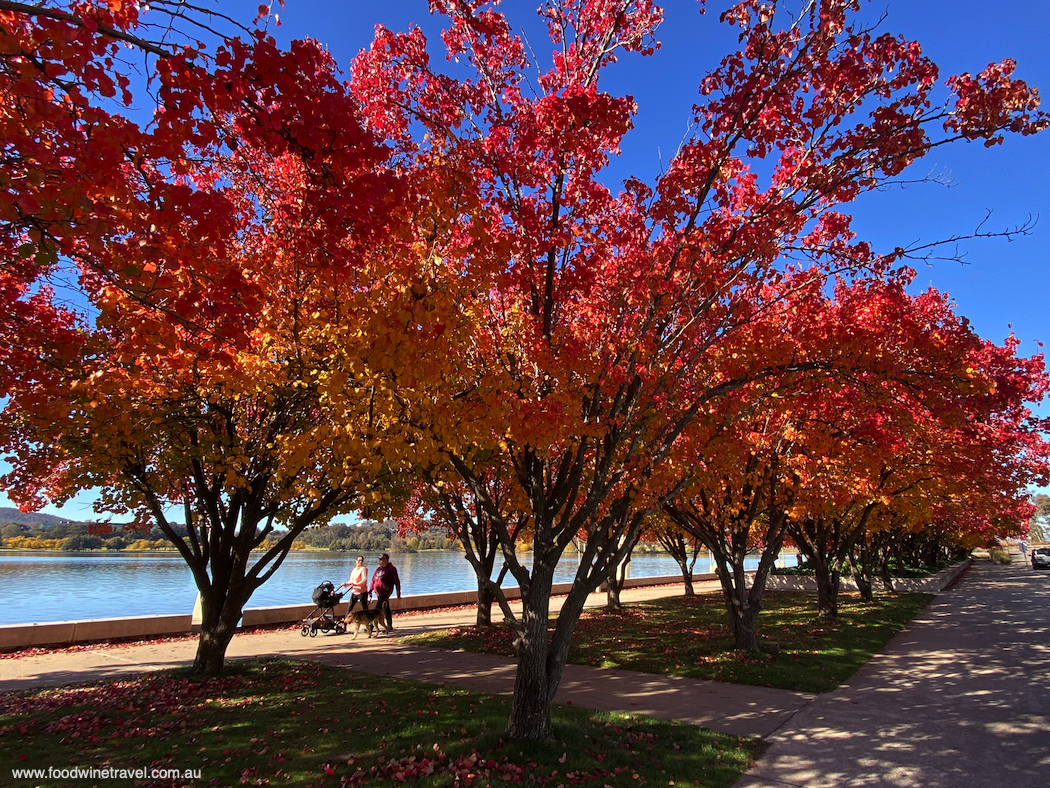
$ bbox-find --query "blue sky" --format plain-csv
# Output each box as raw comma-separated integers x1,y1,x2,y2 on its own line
3,0,1047,519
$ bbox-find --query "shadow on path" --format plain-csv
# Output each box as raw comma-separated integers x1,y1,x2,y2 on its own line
736,559,1050,788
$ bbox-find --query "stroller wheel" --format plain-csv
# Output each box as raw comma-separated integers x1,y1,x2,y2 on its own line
336,622,347,635
309,626,318,637
300,625,310,637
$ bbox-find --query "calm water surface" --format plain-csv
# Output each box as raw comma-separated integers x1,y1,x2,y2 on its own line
0,550,767,625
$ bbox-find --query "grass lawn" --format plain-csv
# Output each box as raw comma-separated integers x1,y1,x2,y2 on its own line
0,659,763,788
407,591,934,694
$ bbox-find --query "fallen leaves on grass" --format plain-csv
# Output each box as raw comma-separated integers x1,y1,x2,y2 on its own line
2,660,760,788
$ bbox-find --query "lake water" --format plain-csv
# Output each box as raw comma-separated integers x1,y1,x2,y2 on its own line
0,549,771,626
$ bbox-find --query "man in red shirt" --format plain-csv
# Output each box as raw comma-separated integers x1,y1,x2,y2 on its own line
369,553,402,632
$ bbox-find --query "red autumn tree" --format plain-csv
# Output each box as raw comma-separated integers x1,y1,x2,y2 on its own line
352,0,1046,739
0,3,456,673
0,0,245,394
780,285,1049,617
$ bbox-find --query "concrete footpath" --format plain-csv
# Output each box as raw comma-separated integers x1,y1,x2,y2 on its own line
2,562,1046,786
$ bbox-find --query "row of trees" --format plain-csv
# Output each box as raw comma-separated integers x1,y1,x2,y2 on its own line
2,521,144,550
1,0,1047,740
2,533,171,551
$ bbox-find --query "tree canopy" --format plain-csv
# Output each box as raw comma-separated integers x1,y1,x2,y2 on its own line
1,0,1047,738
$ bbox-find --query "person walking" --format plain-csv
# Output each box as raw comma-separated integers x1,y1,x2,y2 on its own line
345,555,370,612
370,553,402,633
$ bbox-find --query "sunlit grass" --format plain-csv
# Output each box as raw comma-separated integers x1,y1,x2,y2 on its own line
409,591,933,694
0,659,763,787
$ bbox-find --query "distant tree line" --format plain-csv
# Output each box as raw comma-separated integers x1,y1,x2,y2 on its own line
274,521,459,552
1,518,459,553
0,520,186,551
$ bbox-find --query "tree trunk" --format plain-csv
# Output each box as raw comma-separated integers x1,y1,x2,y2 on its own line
679,560,696,597
477,581,495,627
508,629,554,739
507,568,555,741
656,530,699,596
713,545,762,652
879,553,895,592
192,586,247,675
851,559,874,603
713,552,762,652
713,530,784,652
603,539,634,610
788,513,873,620
662,490,789,654
813,560,840,618
604,552,630,610
849,541,875,603
730,603,760,652
449,510,506,630
503,536,615,741
444,456,648,742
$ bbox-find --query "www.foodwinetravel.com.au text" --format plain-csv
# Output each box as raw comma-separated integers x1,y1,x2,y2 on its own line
11,766,201,781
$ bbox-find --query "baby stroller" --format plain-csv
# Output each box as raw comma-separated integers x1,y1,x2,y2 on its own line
300,580,348,637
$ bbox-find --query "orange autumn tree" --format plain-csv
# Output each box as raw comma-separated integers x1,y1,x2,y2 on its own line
0,5,456,673
659,272,895,650
352,0,1046,740
668,275,1048,637
658,269,832,652
663,421,800,651
850,333,1050,595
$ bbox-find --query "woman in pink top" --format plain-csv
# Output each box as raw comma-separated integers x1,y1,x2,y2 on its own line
346,555,370,612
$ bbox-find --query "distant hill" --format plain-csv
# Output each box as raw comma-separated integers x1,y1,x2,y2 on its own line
0,507,73,527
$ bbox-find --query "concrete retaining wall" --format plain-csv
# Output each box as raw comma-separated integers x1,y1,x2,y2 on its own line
0,614,192,651
764,559,972,593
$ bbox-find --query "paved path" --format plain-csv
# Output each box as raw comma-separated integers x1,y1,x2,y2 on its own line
736,559,1050,788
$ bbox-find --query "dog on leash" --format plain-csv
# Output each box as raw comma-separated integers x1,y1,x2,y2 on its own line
347,608,391,639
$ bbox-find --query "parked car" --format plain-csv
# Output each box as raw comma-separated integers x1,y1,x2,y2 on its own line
1032,547,1050,570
